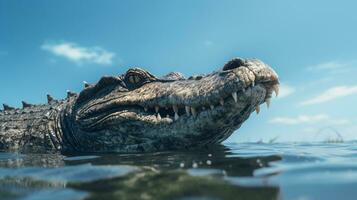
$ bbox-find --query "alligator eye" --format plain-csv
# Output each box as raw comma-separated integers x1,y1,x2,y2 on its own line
126,74,145,88
128,75,141,84
124,68,158,89
134,75,141,83
129,76,135,84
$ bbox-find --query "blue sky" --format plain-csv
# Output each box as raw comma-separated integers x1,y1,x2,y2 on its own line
1,0,357,142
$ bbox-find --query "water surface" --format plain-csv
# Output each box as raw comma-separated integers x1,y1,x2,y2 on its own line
0,142,356,200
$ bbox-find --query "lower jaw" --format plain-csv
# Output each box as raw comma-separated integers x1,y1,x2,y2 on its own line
80,85,267,131
79,95,261,149
157,85,267,123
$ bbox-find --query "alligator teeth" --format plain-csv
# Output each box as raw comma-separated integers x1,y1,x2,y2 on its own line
185,106,190,116
273,84,280,97
191,107,197,117
172,105,179,120
210,105,214,110
144,107,148,112
252,81,255,87
220,98,224,106
155,106,159,113
265,98,271,108
255,105,260,114
157,113,161,120
173,105,178,113
232,92,238,103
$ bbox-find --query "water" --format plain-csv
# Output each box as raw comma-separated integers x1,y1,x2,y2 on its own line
0,142,357,200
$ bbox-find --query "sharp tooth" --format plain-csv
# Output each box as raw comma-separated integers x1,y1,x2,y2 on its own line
273,84,280,97
166,114,170,118
220,98,224,106
255,105,260,114
144,107,148,112
185,106,191,116
155,106,159,113
232,92,238,103
173,105,178,113
265,98,271,108
157,113,161,120
173,105,179,120
210,105,214,110
252,81,255,87
191,107,197,117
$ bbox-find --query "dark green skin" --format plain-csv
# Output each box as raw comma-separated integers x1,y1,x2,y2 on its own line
0,57,279,153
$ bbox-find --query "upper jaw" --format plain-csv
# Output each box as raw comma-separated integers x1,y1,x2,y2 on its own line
142,58,279,123
77,58,279,123
137,58,279,111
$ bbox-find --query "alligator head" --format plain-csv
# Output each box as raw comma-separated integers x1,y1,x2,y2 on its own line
64,58,279,152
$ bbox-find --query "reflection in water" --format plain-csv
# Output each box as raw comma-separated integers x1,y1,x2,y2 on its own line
70,168,279,200
1,142,357,200
0,145,281,200
0,177,86,200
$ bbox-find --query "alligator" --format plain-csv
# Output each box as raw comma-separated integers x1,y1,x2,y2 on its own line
0,57,279,153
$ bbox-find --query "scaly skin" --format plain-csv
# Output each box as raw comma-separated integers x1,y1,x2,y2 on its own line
0,57,279,153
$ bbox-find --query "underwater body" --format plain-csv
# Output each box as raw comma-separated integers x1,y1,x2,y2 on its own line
1,141,357,200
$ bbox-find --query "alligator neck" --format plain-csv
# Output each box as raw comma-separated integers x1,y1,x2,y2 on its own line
0,101,68,153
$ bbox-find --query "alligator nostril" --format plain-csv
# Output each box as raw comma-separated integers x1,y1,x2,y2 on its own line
188,75,203,80
223,57,245,71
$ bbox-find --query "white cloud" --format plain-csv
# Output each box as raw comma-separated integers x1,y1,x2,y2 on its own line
269,114,350,125
307,61,348,71
300,85,357,106
278,83,295,98
306,60,356,74
41,42,115,65
269,114,329,125
332,119,352,125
